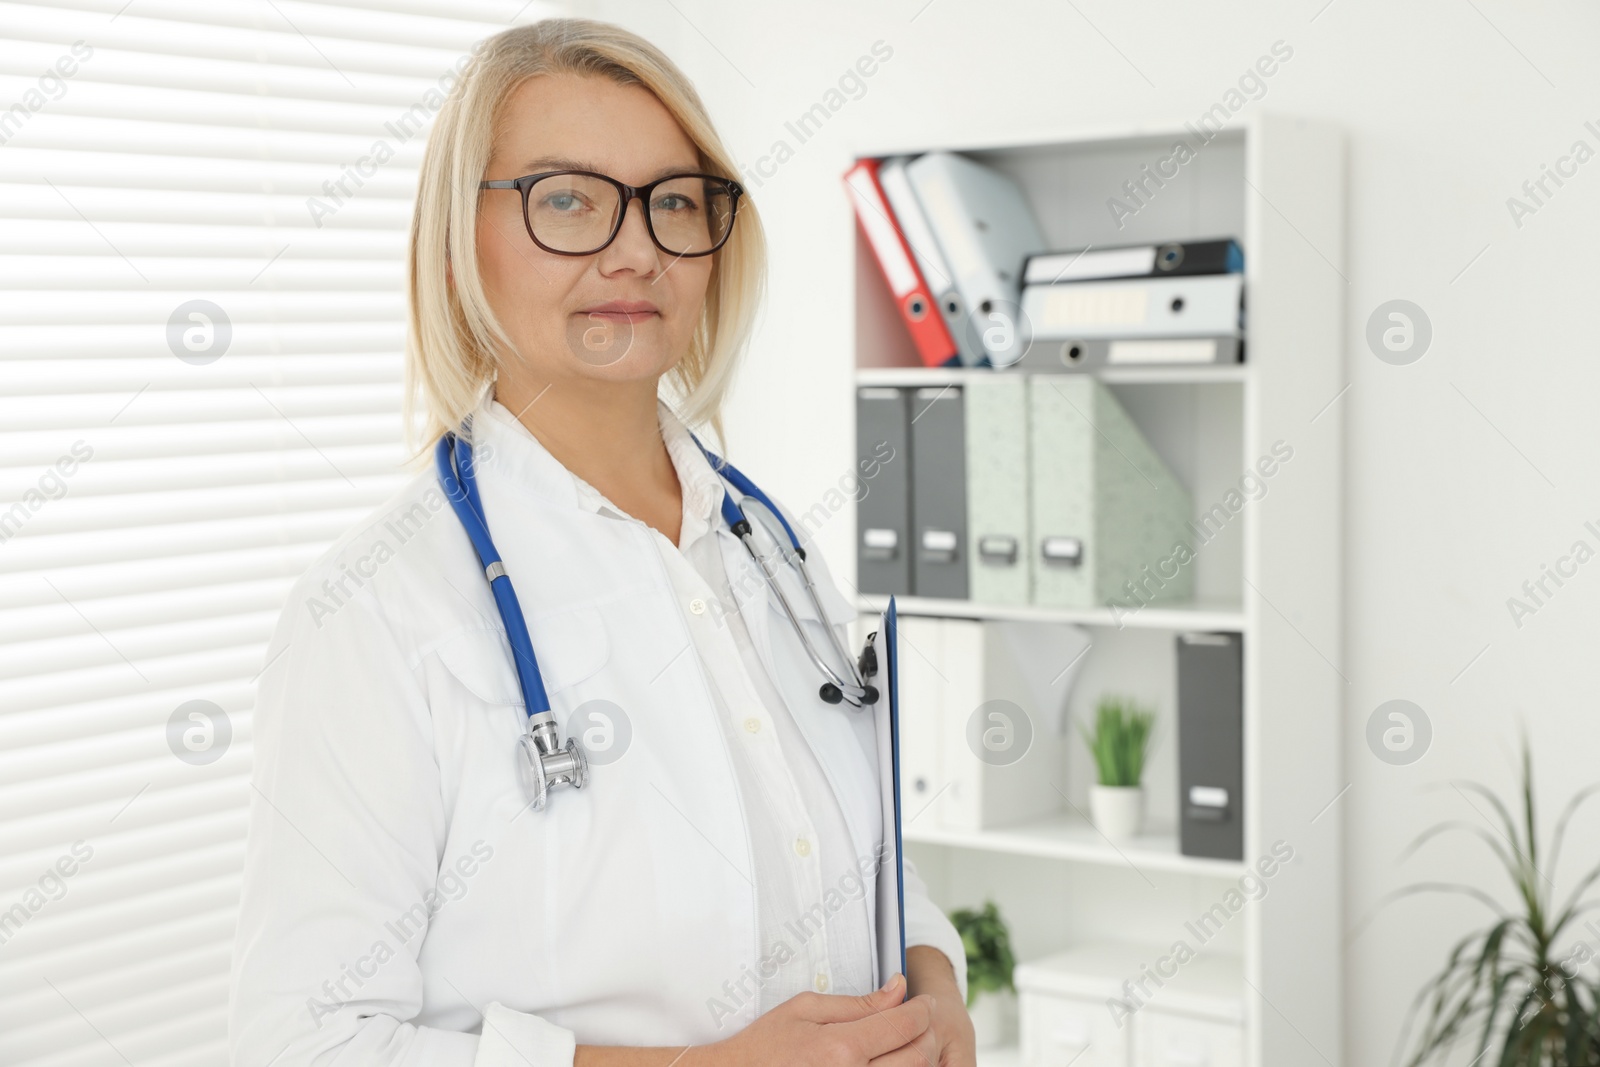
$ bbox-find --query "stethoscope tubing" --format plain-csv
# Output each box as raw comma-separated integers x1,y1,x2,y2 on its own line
434,421,875,722
436,429,553,716
691,435,872,705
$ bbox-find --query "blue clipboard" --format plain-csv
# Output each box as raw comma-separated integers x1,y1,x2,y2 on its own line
873,595,907,987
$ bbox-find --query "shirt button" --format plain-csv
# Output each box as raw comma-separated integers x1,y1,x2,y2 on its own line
793,837,811,858
744,717,762,734
689,598,707,615
814,972,829,992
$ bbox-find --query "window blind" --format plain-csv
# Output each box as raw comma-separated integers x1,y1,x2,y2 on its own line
0,1,562,1061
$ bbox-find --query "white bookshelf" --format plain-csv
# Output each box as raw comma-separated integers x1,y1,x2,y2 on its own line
849,115,1345,1067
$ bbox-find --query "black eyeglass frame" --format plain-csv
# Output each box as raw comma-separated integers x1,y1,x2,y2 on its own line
479,169,745,258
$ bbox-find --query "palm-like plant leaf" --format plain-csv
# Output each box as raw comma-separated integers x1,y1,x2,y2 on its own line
1398,737,1600,1067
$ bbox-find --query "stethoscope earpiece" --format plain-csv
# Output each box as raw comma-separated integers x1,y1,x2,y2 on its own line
820,681,880,707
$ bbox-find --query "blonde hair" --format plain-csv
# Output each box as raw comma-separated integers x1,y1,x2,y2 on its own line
402,17,766,465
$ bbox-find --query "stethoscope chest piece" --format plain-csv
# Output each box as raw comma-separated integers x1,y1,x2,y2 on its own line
517,710,589,812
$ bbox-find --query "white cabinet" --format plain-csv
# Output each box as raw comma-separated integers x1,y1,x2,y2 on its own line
1020,988,1129,1067
1134,1012,1244,1067
1016,945,1244,1067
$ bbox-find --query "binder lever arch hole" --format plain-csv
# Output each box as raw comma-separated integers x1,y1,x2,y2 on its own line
1041,536,1084,567
919,528,958,562
978,535,1019,565
862,528,899,560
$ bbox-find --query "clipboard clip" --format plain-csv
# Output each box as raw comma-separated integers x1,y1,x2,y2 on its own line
858,631,879,677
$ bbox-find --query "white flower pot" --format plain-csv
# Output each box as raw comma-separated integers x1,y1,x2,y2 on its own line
967,987,1015,1049
1089,784,1144,841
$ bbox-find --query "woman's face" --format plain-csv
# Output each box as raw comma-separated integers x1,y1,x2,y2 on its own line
476,73,716,385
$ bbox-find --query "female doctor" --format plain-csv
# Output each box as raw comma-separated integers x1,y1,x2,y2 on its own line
228,17,975,1067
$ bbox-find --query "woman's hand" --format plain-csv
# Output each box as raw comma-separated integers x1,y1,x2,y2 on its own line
906,945,977,1067
704,972,937,1067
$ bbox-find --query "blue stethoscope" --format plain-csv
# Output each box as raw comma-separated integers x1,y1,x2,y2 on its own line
435,416,879,811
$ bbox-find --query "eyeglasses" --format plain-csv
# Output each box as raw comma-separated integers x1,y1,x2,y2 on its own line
479,169,744,258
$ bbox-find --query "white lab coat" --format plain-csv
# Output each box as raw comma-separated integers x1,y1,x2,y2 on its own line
229,395,966,1065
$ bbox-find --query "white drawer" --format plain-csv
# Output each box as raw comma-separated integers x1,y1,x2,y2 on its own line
1132,1010,1243,1067
1020,989,1129,1067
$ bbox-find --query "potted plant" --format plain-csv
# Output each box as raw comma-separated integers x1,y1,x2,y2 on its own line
1080,696,1155,841
1392,736,1600,1066
950,900,1017,1049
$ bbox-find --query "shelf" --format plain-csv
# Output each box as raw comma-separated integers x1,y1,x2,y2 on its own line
1096,365,1249,384
859,594,1246,633
903,809,1247,878
854,365,1249,387
857,119,1246,163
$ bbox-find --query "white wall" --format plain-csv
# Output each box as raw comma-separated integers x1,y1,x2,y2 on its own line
569,2,1600,1063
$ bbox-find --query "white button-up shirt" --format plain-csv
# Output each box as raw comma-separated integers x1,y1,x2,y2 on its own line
584,399,875,1012
229,391,965,1066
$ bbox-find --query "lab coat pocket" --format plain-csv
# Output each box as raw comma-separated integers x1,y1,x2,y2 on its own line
432,605,611,707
